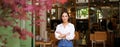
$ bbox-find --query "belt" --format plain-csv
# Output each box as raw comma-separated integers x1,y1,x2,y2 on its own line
60,39,72,42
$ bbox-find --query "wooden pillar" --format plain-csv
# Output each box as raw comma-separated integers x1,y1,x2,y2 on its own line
39,1,48,40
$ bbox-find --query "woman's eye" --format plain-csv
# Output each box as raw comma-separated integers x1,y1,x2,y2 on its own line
65,16,68,17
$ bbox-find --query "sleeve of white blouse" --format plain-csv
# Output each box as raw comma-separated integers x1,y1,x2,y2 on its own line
54,25,62,40
66,24,75,40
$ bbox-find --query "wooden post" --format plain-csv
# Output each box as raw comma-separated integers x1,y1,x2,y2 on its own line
39,0,48,41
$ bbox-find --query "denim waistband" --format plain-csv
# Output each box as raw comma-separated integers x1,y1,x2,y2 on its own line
60,39,72,42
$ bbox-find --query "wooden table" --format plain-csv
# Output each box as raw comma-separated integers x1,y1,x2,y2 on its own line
35,40,53,47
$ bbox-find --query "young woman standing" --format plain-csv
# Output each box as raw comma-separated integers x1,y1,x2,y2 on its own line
55,11,75,47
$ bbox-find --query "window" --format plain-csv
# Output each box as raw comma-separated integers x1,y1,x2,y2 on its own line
76,8,88,19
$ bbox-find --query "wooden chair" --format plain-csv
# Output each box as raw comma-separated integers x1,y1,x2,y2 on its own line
90,33,94,47
74,31,80,40
35,33,56,47
90,31,107,47
73,31,80,47
49,33,58,47
35,41,53,47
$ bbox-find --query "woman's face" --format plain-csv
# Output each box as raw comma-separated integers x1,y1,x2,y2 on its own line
62,12,69,23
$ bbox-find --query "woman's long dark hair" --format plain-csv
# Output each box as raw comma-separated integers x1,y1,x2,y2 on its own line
60,11,70,23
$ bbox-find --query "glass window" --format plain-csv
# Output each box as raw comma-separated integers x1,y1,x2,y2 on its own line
76,8,88,19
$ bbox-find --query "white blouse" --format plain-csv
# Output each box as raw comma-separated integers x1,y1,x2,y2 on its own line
55,23,75,40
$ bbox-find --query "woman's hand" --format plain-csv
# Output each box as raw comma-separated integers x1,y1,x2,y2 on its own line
59,34,66,38
66,32,70,36
56,32,70,39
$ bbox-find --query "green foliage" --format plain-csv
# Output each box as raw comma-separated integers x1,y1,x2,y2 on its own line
80,8,88,17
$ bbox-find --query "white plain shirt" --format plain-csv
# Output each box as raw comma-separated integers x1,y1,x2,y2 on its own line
55,23,75,40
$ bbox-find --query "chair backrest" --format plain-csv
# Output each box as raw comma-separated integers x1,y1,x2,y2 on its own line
94,31,107,41
74,31,80,40
49,33,57,40
49,33,58,43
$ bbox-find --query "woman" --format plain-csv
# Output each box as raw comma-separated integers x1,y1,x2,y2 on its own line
55,11,75,47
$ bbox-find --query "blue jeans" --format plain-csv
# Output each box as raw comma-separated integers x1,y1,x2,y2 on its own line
58,39,73,47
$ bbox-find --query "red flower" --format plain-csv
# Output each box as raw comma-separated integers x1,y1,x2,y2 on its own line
52,0,57,4
59,0,68,4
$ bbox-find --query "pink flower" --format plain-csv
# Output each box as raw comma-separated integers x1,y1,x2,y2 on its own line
46,0,53,10
24,5,34,12
1,0,68,40
39,0,47,2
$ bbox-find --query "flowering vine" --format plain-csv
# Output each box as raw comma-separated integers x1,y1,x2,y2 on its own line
0,0,68,40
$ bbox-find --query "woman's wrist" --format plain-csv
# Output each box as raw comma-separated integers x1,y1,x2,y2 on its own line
58,34,66,39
